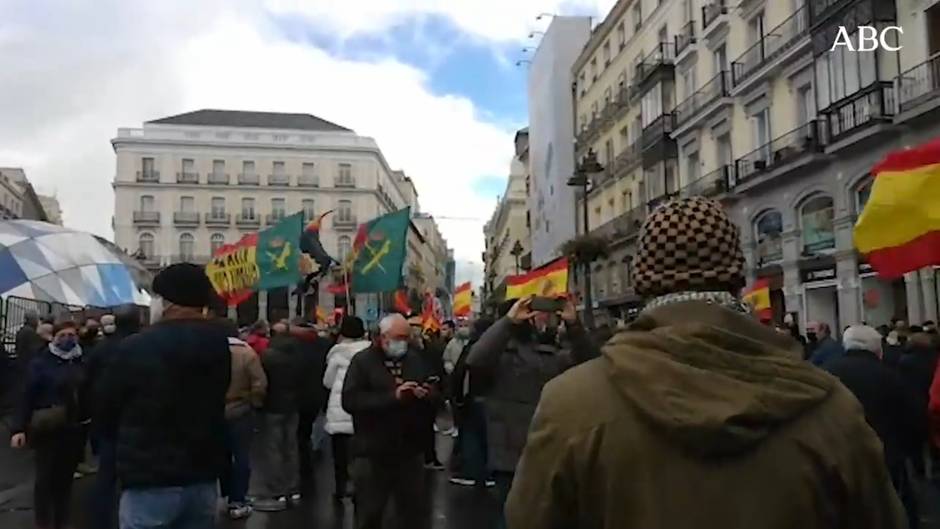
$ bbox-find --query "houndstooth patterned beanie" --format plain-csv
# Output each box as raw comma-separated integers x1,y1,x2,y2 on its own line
632,196,745,298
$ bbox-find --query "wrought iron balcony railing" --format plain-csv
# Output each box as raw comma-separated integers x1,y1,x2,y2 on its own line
731,6,808,86
735,120,824,184
673,71,730,127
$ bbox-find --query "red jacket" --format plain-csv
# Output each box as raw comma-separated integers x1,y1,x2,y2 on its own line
245,334,270,356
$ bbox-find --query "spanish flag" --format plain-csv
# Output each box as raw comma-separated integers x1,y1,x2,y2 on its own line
742,279,772,320
505,257,569,300
453,282,472,317
855,139,940,278
393,289,411,315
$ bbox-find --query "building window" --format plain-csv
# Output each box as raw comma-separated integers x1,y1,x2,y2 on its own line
752,108,771,157
683,0,694,22
138,233,155,258
754,210,784,264
141,157,155,178
302,199,315,222
273,161,285,175
212,160,225,176
579,72,587,97
617,22,626,49
681,66,696,100
632,2,642,30
603,41,611,66
793,84,813,125
686,152,700,185
816,28,879,112
301,162,318,186
641,82,664,127
591,58,598,80
211,197,225,216
713,44,727,75
140,195,154,212
801,195,836,253
855,178,873,214
605,139,615,168
180,196,194,213
210,233,225,254
749,11,765,45
338,199,353,221
182,158,194,174
271,198,286,219
242,160,255,175
241,198,255,219
179,233,195,261
337,163,354,186
338,235,351,261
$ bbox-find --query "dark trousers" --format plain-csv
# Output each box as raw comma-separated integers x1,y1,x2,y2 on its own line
456,400,489,484
253,412,299,498
423,408,437,464
297,409,317,480
331,434,351,496
90,434,118,529
353,455,426,529
493,471,514,529
220,412,254,504
33,428,84,529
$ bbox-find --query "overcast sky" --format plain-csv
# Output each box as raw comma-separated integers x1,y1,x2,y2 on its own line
0,0,614,286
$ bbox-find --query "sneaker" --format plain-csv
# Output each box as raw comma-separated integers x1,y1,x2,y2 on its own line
484,479,496,488
424,460,445,471
289,492,302,505
253,497,288,512
228,503,253,520
449,477,475,486
76,462,98,475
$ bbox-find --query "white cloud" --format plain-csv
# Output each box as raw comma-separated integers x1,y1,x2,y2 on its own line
4,0,588,288
265,0,618,43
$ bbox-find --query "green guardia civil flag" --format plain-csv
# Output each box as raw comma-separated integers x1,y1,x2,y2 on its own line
257,212,304,290
349,207,410,293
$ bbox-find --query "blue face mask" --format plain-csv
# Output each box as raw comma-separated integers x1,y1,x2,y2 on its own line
385,339,408,359
57,336,78,352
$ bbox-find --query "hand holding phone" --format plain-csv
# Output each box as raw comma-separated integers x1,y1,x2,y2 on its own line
530,296,565,313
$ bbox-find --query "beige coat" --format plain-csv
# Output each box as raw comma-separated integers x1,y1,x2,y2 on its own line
225,337,267,419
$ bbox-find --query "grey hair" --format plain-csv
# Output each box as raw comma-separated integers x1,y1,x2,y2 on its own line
843,325,883,355
379,313,407,334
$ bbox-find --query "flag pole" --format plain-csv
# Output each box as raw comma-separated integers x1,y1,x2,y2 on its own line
344,266,353,316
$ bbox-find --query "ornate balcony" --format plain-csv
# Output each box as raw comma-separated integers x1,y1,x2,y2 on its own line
204,212,231,226
236,214,260,227
679,165,735,198
590,207,645,245
702,0,728,38
207,172,230,185
333,216,358,230
136,171,159,183
822,81,895,144
173,211,200,226
675,21,696,60
897,52,940,118
672,71,731,132
641,114,678,167
297,174,319,187
734,120,825,185
731,6,809,91
238,173,260,186
335,178,357,188
265,213,286,225
132,211,160,225
267,173,291,186
634,42,676,94
176,172,199,184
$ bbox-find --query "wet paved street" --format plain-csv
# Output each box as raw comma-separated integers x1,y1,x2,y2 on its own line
0,420,497,529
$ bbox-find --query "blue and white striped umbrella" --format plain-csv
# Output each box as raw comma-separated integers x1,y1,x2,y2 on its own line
0,220,148,307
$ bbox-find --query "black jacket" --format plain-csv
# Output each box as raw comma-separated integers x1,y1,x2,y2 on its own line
86,330,136,424
826,349,919,474
15,326,45,367
341,346,436,458
296,335,330,413
97,319,231,489
12,348,87,434
261,335,303,414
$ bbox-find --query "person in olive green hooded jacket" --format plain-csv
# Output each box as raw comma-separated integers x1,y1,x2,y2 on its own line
506,197,906,529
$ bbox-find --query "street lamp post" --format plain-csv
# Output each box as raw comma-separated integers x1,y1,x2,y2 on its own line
510,240,524,274
567,148,604,329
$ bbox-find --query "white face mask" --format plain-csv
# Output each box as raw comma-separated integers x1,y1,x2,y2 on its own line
149,296,164,324
384,339,408,359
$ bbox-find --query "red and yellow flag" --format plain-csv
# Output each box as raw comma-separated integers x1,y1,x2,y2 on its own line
453,282,472,317
855,139,940,278
505,257,569,300
393,289,411,315
742,278,772,321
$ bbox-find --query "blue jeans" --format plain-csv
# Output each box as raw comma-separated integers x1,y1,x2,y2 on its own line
220,412,254,504
119,482,217,529
91,435,118,529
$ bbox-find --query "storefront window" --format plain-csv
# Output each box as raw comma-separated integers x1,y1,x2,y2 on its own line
801,195,836,253
755,210,784,265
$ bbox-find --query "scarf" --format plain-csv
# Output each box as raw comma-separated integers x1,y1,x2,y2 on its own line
49,342,83,361
643,290,749,315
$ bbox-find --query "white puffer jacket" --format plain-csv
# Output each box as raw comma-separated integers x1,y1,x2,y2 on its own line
322,339,372,435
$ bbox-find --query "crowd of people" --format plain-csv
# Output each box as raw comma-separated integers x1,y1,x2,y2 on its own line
5,195,940,529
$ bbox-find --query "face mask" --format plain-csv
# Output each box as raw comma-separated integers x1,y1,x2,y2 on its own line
807,332,818,342
150,296,164,324
385,339,408,359
57,336,78,352
457,327,470,339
